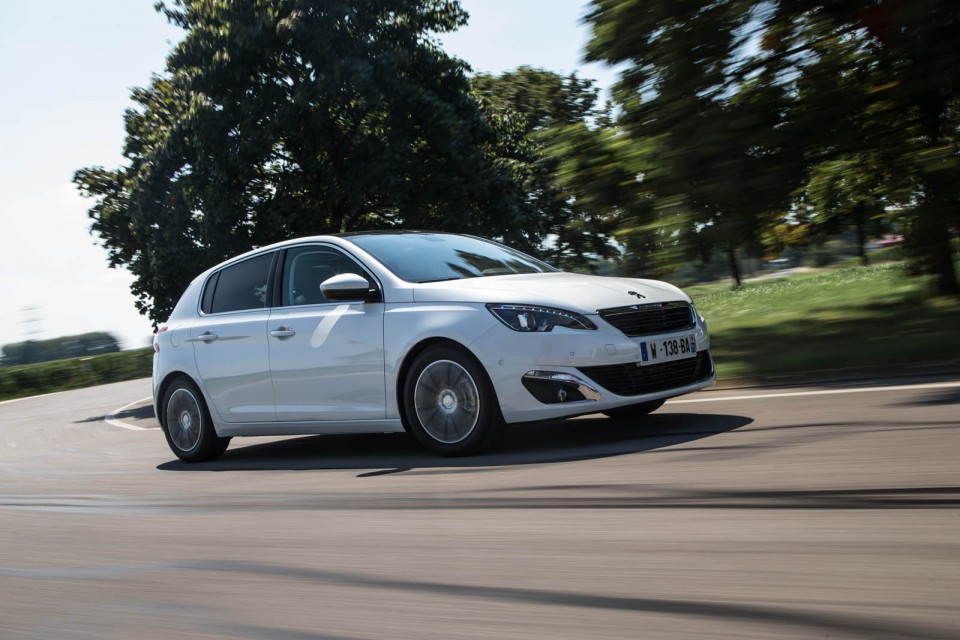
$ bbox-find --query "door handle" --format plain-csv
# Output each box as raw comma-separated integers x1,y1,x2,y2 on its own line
270,327,296,339
197,331,218,343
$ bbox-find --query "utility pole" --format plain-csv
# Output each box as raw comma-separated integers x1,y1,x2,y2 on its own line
20,306,44,340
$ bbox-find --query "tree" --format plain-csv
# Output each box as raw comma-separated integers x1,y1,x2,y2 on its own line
862,0,959,293
796,153,896,266
586,0,960,294
585,0,803,287
75,0,538,324
1,333,120,367
767,0,960,294
472,67,625,272
472,66,602,132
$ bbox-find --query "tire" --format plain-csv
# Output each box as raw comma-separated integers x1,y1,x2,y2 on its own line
403,344,503,456
160,377,231,462
603,398,666,421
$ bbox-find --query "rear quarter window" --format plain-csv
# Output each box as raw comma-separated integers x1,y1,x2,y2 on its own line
200,271,220,314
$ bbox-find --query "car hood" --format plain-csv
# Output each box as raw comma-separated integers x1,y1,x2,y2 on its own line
412,272,690,314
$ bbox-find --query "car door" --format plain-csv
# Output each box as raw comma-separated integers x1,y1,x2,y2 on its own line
268,244,386,422
190,251,277,423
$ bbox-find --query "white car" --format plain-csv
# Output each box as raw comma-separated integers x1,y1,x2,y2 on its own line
153,232,715,460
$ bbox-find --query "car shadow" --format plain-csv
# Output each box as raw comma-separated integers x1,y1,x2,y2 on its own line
75,404,156,424
891,387,960,407
156,412,752,474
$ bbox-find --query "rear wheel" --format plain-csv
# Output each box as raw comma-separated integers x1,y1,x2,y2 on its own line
161,377,230,462
403,345,502,456
603,398,666,421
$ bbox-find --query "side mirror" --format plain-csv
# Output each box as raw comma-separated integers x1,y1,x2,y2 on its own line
320,273,379,302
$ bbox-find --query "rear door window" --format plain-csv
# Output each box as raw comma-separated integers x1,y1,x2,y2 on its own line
208,253,274,314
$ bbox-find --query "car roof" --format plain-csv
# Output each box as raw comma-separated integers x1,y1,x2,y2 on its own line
339,230,460,238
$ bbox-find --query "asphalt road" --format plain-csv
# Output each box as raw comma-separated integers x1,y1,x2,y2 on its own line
1,376,958,639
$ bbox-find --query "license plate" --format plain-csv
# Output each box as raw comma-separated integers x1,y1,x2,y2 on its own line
638,334,696,366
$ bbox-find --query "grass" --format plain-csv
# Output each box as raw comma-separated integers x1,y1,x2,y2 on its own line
688,263,960,379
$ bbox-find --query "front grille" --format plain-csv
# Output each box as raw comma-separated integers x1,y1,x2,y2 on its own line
599,302,694,337
578,351,713,397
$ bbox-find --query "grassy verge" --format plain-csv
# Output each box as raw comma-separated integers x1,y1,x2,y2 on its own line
688,262,960,379
0,348,153,402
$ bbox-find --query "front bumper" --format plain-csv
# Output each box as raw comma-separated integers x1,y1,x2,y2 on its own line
469,318,715,424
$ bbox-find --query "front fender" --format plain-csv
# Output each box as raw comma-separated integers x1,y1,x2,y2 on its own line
383,303,499,419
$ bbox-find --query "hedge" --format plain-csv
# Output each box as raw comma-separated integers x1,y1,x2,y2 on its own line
0,348,153,402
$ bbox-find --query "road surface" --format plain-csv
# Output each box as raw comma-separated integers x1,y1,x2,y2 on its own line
1,376,958,639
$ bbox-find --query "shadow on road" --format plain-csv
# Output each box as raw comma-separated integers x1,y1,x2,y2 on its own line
892,387,960,406
74,404,155,424
156,412,752,474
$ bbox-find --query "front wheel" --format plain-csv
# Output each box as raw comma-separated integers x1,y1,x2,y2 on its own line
403,345,502,456
161,377,230,462
603,398,666,422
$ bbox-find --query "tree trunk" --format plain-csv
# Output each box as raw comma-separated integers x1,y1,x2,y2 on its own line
727,245,742,288
915,165,959,295
913,201,959,295
854,200,869,266
913,97,959,295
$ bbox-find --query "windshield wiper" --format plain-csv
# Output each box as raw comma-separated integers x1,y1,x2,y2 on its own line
417,276,467,283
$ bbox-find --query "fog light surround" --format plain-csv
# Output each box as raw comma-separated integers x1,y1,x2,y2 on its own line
521,371,601,404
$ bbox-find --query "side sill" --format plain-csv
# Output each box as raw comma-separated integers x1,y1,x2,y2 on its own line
215,419,406,438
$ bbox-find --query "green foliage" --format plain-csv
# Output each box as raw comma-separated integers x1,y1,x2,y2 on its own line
543,122,640,272
0,349,153,402
472,66,602,131
796,153,895,264
585,1,804,287
585,0,960,294
75,0,539,324
1,332,121,367
797,1,960,293
472,67,624,272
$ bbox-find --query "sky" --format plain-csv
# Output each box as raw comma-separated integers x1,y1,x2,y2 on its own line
0,0,616,351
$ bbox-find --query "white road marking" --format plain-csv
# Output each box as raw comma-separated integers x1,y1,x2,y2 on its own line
104,396,157,431
88,379,960,430
0,390,68,406
669,380,960,404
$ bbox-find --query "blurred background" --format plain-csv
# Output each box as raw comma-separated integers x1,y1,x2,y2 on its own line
2,0,958,389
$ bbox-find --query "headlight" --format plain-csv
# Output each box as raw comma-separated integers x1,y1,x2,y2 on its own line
486,304,597,332
691,302,708,331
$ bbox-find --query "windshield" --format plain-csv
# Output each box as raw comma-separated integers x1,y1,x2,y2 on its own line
345,233,557,283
